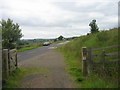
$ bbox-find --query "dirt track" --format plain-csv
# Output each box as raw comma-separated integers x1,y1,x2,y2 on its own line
19,49,75,88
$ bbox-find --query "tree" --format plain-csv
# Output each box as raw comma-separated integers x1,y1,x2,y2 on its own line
58,35,64,40
1,18,23,49
89,19,99,33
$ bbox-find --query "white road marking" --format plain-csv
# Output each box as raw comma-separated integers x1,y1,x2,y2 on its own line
58,41,70,45
48,47,57,49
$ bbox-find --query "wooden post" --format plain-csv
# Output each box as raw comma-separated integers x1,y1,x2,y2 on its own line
15,53,18,68
87,47,93,74
8,49,11,74
102,50,105,71
82,47,88,76
2,49,9,81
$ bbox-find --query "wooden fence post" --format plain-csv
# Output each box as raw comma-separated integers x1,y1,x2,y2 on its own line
15,53,18,68
8,49,11,74
2,49,9,81
82,47,88,76
87,47,93,74
102,50,105,72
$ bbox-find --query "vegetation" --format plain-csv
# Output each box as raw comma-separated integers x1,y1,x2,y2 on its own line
17,45,41,52
57,28,118,88
16,42,43,52
1,19,23,49
89,19,99,33
16,40,29,46
17,46,38,52
16,39,55,52
58,35,64,40
3,67,49,88
0,18,44,52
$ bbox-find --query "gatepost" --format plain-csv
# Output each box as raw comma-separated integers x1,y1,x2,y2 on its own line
82,47,88,76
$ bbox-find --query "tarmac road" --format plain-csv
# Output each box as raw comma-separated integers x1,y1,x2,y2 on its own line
17,41,70,62
18,41,75,88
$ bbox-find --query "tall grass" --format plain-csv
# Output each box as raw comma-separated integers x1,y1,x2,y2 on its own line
57,28,118,88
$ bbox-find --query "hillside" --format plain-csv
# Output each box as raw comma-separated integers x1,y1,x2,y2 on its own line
57,28,118,88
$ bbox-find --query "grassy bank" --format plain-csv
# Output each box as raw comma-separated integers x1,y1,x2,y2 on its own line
17,45,41,52
17,42,43,52
57,28,118,88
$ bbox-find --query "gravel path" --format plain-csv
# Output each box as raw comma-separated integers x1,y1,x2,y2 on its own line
19,49,75,88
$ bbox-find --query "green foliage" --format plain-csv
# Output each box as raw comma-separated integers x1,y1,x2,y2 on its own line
1,18,23,49
17,44,42,52
58,35,64,40
57,28,118,88
17,47,37,52
16,41,43,52
16,40,29,46
89,19,99,33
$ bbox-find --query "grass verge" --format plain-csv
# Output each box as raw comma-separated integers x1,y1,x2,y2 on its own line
57,46,117,88
57,28,118,88
3,67,49,88
17,45,42,52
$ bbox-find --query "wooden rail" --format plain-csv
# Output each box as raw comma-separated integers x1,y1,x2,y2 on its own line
82,45,119,77
92,52,118,58
93,60,120,64
92,45,120,51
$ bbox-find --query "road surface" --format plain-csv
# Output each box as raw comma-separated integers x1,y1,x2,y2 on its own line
18,41,69,62
17,41,75,88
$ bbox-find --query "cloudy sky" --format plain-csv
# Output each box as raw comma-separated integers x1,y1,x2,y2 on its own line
0,0,119,39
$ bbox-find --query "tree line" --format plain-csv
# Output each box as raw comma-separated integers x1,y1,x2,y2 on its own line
0,18,99,49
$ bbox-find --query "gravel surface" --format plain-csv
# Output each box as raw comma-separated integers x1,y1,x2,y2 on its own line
19,49,75,88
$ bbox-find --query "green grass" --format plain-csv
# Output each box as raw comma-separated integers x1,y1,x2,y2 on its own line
3,67,50,88
57,28,118,88
77,74,116,88
17,44,42,52
3,68,26,88
17,40,68,52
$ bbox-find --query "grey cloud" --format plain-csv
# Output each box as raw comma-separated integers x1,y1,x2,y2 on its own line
1,1,117,29
2,12,88,28
52,1,118,29
0,0,118,39
1,13,69,27
53,2,117,16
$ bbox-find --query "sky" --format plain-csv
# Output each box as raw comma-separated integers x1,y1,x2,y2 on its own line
0,0,119,39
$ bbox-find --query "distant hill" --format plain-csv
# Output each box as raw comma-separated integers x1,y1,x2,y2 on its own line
21,38,55,43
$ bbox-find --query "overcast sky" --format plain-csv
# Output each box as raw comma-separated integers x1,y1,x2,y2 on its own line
0,0,119,39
